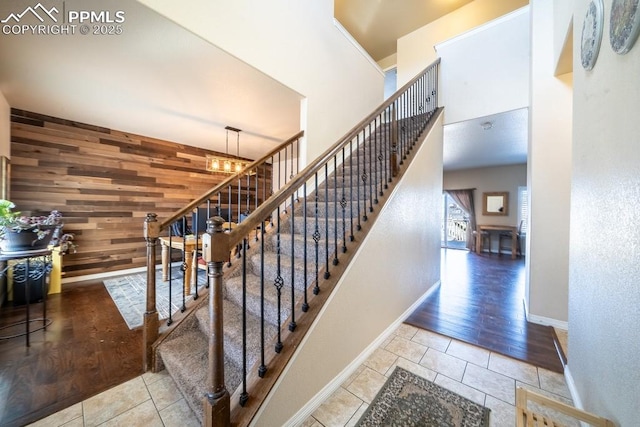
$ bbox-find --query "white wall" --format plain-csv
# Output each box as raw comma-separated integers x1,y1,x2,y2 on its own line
434,8,530,124
0,91,9,159
137,0,384,165
527,0,573,327
253,113,444,426
396,0,529,87
444,164,527,226
569,0,640,424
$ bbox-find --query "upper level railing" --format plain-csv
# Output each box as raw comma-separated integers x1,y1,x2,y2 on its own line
143,58,440,427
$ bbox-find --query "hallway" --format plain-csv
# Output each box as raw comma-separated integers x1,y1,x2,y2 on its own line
406,248,564,373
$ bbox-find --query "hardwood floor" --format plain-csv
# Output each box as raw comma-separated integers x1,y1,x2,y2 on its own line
405,248,565,373
0,279,142,427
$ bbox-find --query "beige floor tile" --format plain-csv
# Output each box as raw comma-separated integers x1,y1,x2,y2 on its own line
435,374,486,406
446,340,490,367
27,403,82,427
312,387,364,426
488,352,539,387
538,368,571,399
100,400,163,427
411,329,451,352
394,323,418,339
346,367,388,404
462,363,515,405
300,416,323,427
82,377,151,427
389,357,437,381
384,336,427,363
345,403,368,427
485,394,515,427
159,398,201,427
142,370,170,387
419,348,467,381
147,374,182,411
341,364,365,388
364,348,398,375
60,417,84,427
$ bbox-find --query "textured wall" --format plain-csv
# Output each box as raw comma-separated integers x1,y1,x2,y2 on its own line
569,0,640,424
9,110,266,279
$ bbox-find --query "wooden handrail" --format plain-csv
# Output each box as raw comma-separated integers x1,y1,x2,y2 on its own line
160,130,304,229
228,58,441,248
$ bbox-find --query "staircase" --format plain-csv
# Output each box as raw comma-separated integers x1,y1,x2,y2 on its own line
142,59,441,426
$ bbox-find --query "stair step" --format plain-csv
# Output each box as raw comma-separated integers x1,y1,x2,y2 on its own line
225,272,310,327
158,330,243,423
248,252,316,291
195,301,278,373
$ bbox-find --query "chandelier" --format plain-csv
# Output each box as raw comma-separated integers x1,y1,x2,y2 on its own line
205,126,246,173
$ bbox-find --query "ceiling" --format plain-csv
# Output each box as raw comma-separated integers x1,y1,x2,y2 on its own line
0,0,302,160
334,0,473,62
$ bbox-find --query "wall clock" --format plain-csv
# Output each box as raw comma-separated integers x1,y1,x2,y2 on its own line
610,0,640,54
581,0,604,70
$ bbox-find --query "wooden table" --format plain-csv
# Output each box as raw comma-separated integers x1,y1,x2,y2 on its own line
159,236,201,294
475,224,519,259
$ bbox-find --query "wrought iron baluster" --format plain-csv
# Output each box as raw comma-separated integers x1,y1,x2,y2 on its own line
324,163,330,279
274,208,284,353
356,133,363,229
239,238,248,407
340,147,347,253
348,138,355,241
289,193,296,332
302,182,309,312
258,218,267,378
362,129,369,221
332,156,339,266
373,115,380,203
313,173,320,295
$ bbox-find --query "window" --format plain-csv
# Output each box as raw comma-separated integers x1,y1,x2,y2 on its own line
518,186,528,234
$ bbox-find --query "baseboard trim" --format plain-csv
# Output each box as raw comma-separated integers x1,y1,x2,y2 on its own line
564,365,584,409
282,280,441,427
527,313,568,330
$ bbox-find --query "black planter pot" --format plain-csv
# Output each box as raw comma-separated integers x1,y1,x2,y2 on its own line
0,225,58,252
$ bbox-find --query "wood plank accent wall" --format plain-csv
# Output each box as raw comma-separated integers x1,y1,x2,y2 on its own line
9,109,267,279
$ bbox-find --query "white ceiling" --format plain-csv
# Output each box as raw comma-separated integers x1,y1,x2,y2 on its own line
0,0,302,160
443,108,528,171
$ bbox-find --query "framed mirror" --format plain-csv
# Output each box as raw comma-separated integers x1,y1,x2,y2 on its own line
482,191,508,216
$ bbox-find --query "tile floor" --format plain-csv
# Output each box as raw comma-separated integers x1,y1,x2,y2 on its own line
29,324,574,426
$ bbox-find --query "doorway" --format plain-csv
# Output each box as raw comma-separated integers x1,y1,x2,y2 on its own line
441,193,468,250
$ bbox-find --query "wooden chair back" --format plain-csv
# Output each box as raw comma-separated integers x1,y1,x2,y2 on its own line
516,387,615,427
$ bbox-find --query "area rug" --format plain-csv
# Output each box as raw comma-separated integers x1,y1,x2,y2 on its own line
103,268,206,330
356,367,490,427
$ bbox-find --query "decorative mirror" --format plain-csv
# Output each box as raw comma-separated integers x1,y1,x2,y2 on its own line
482,192,508,216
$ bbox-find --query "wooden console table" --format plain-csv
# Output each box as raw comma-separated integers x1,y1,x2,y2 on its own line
475,225,519,259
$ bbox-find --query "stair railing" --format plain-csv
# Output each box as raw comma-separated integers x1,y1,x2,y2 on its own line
200,59,440,426
143,130,304,371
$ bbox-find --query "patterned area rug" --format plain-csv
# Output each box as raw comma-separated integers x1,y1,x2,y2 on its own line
103,268,206,329
356,367,490,427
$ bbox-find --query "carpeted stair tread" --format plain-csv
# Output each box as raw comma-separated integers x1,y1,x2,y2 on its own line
225,273,304,327
158,329,243,423
250,252,317,291
195,300,277,372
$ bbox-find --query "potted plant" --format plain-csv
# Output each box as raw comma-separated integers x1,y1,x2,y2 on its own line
0,199,73,253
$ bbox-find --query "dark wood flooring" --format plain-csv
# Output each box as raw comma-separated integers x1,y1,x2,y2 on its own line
405,248,565,373
0,280,142,427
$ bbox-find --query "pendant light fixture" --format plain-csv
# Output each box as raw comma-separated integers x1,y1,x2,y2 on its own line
205,126,244,173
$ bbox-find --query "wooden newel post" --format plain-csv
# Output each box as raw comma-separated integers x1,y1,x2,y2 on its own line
143,213,160,372
202,216,231,427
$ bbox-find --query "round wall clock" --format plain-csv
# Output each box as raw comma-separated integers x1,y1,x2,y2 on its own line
610,0,640,54
581,0,604,70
